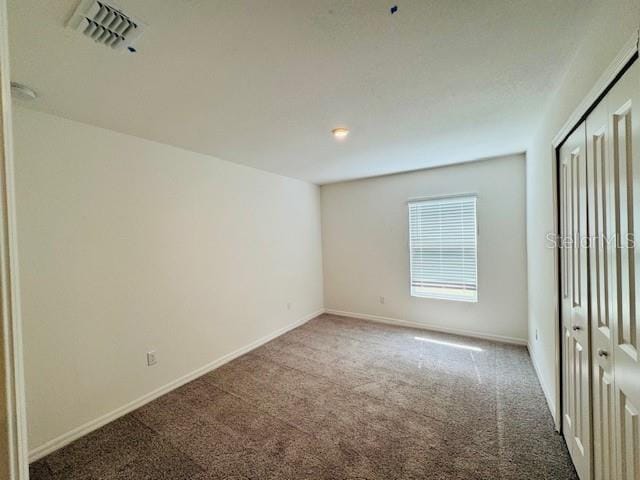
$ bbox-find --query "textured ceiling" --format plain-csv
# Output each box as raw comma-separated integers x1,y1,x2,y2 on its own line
8,0,593,184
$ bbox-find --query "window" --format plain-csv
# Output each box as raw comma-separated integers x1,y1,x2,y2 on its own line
408,195,478,302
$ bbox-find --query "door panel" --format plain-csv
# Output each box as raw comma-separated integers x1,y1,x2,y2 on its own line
619,393,639,479
562,156,574,433
594,364,615,479
588,98,616,480
561,122,592,480
606,61,640,480
613,103,637,357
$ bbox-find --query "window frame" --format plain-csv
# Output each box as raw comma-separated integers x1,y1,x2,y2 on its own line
407,193,479,303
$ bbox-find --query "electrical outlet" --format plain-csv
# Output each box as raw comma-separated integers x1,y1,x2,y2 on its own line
147,351,157,367
287,302,291,310
379,296,385,304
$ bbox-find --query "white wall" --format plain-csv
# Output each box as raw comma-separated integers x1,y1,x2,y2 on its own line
12,107,324,455
526,2,639,423
321,154,528,343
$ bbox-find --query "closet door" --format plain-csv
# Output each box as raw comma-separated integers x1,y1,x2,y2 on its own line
587,98,616,480
607,61,640,480
561,122,592,480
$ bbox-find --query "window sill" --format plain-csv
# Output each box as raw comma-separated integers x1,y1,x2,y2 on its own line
411,290,478,303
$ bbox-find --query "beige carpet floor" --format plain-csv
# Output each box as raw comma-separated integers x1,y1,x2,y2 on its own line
29,314,578,479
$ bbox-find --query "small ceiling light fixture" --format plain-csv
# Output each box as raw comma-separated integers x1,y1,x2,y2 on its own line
332,127,350,140
10,82,38,101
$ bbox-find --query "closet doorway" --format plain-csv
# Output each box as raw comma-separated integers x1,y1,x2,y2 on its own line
558,58,640,480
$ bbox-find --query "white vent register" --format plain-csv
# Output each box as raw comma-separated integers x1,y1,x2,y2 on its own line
67,0,146,51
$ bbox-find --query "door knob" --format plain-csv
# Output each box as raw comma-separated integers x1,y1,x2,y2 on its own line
572,325,581,331
597,349,609,358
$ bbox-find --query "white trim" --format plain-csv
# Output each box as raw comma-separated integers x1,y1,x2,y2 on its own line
550,145,562,432
28,309,324,463
528,342,557,426
324,309,527,345
406,192,478,204
0,0,29,477
551,29,639,148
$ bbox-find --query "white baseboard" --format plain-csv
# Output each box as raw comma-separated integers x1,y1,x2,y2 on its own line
527,342,557,426
324,309,527,345
28,309,324,463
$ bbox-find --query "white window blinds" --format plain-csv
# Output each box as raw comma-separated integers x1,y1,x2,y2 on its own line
408,195,478,302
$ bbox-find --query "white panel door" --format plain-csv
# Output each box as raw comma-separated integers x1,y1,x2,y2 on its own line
587,96,616,480
606,61,640,480
561,122,592,480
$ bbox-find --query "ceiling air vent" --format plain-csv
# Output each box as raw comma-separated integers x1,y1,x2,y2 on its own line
66,0,146,51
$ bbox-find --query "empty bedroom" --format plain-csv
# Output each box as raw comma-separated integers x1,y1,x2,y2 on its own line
0,1,639,479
